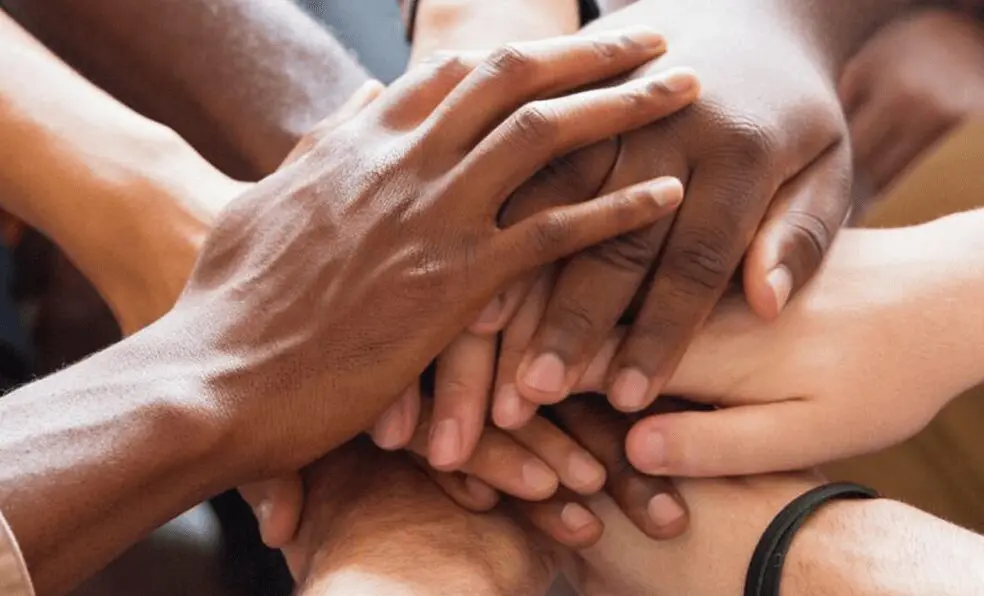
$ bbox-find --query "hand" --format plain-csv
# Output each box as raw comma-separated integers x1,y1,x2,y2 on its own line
276,438,558,595
608,217,984,477
369,38,700,468
506,395,691,549
499,0,855,422
841,8,984,194
251,395,690,550
175,29,692,479
559,470,824,596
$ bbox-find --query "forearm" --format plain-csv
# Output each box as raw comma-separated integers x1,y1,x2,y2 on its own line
294,444,554,596
583,0,921,74
0,12,246,333
785,498,984,595
4,0,370,179
0,320,235,595
410,0,578,64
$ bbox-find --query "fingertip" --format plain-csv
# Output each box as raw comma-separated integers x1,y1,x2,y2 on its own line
645,493,689,539
492,384,538,429
624,418,670,476
463,476,502,511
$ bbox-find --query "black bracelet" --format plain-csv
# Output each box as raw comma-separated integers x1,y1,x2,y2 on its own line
404,0,603,43
744,482,879,596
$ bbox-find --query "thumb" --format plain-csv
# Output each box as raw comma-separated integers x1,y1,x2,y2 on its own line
744,143,851,320
238,474,305,548
624,401,841,478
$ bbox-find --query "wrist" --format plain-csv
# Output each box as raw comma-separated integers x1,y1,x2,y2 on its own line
411,0,578,64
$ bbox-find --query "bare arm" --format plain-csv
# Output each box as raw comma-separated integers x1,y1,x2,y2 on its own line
409,0,579,62
0,11,246,334
3,0,370,179
566,473,984,595
289,440,555,596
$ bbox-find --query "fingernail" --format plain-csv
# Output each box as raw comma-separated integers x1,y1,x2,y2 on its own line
522,460,558,495
561,502,597,532
647,493,685,527
637,428,666,472
475,294,503,328
767,265,794,314
429,419,461,469
464,476,499,504
522,352,567,396
611,368,651,412
649,177,684,208
493,384,529,429
371,402,405,450
256,499,273,526
568,451,606,492
659,68,698,93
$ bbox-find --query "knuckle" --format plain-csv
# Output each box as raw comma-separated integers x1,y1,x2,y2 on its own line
547,299,605,339
588,37,621,60
782,209,834,265
528,212,572,253
663,234,733,292
483,44,535,80
510,102,559,147
583,227,661,274
424,52,472,82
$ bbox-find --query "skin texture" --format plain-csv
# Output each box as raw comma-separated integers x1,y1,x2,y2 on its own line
3,0,370,179
372,1,693,537
286,438,558,596
601,211,984,477
388,0,923,478
841,8,984,194
503,0,918,421
0,31,699,594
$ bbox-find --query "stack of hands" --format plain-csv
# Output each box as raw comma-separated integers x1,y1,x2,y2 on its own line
9,1,984,594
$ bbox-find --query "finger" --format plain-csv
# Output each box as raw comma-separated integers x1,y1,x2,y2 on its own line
238,474,305,548
411,454,502,512
743,142,852,319
552,397,688,539
493,270,554,429
369,383,421,450
281,79,385,165
369,50,486,128
514,210,675,406
507,415,607,495
466,68,699,210
510,490,604,549
472,140,622,336
512,130,689,405
606,166,773,412
428,331,497,470
408,407,560,501
430,27,668,152
496,176,685,281
625,401,862,477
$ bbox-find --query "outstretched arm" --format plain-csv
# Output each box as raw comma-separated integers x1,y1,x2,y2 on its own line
4,0,370,178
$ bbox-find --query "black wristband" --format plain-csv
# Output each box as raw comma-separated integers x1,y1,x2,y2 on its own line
744,482,879,596
404,0,603,43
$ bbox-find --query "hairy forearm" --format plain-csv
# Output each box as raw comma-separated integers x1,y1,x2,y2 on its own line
785,498,984,595
410,0,578,63
294,444,554,596
0,320,234,595
4,0,369,179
